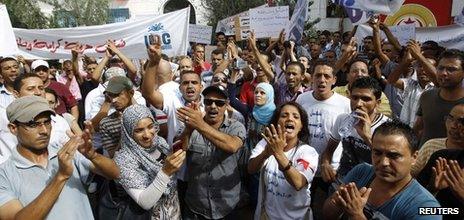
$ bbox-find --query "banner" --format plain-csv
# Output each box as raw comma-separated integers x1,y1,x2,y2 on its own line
355,24,464,50
250,6,289,38
0,4,19,56
216,11,250,36
333,0,405,15
188,24,212,44
287,0,308,43
13,8,190,59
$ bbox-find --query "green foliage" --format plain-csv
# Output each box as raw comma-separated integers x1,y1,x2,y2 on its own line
201,0,265,27
0,0,50,28
48,0,109,28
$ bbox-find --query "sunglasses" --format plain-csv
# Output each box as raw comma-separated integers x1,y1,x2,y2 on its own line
212,77,227,83
204,99,227,107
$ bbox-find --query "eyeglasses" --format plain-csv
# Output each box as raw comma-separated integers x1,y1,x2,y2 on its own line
16,118,52,129
204,99,227,107
212,77,227,83
437,66,462,74
445,114,464,126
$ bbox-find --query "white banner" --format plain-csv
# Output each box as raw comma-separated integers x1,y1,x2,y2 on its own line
188,24,212,44
216,11,250,36
333,0,405,15
0,4,19,56
355,24,464,50
13,8,190,59
250,6,289,38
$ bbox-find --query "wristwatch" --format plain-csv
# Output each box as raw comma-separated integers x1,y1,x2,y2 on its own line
280,161,293,172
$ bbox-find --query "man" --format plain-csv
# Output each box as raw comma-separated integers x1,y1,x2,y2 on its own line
99,76,135,157
31,60,79,119
0,74,71,164
309,44,322,68
192,44,211,75
296,60,351,218
322,77,389,181
333,59,392,117
177,85,246,219
387,41,436,127
0,96,119,220
323,120,440,219
201,49,225,85
0,57,18,109
215,31,227,47
57,60,82,101
414,49,464,146
275,61,308,106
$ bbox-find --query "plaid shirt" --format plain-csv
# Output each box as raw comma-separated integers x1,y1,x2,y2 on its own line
274,82,308,107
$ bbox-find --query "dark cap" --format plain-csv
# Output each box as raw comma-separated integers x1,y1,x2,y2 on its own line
104,76,133,94
202,85,228,99
7,96,55,123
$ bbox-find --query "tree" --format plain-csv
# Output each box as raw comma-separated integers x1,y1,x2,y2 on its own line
0,0,50,28
48,0,109,28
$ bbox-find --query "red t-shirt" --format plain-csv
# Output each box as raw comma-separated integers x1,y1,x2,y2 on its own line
47,80,78,114
193,61,211,75
239,79,258,107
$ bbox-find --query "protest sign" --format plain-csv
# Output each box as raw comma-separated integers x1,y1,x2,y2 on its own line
388,24,416,45
0,4,19,56
250,6,289,39
333,0,404,15
13,8,190,59
189,24,212,44
216,11,250,36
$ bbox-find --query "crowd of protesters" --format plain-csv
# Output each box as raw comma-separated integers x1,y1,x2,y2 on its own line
0,17,463,220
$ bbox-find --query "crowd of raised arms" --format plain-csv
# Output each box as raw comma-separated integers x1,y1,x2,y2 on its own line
0,18,463,220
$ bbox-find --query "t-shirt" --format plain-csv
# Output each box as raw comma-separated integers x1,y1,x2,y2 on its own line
381,61,404,118
330,113,389,177
47,81,77,115
251,139,319,220
416,88,464,146
343,163,441,220
296,91,351,170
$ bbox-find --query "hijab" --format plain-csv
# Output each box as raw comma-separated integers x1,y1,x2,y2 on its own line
252,82,276,125
114,104,174,193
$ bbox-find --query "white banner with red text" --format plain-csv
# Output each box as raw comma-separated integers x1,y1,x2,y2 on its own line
12,8,190,59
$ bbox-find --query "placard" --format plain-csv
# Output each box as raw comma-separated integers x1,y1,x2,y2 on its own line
0,4,19,56
249,6,289,38
189,24,212,44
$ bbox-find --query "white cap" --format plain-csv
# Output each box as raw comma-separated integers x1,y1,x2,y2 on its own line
31,60,49,70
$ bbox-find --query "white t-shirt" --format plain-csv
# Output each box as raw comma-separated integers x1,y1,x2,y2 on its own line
296,91,351,170
150,81,181,125
251,139,319,220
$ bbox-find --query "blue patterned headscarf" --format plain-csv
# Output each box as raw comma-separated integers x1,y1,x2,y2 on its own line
114,104,175,194
252,82,276,125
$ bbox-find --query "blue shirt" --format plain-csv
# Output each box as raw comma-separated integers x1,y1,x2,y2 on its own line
343,163,441,220
0,146,94,220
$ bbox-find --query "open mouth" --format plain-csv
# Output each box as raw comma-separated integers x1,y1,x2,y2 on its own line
284,123,295,133
208,111,218,117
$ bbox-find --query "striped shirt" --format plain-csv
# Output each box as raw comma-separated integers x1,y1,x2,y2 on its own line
99,112,122,157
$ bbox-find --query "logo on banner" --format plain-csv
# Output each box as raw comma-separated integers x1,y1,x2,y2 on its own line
147,22,172,50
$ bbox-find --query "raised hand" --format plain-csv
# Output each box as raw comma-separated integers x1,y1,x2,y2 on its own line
278,29,286,45
162,150,186,176
321,163,337,183
261,124,287,155
431,157,449,192
78,122,97,160
57,136,82,179
353,109,373,144
176,102,204,129
335,182,371,218
444,160,464,201
247,31,258,50
407,39,422,60
146,35,162,65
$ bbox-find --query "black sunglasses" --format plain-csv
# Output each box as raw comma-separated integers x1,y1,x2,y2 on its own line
212,77,227,83
204,99,226,107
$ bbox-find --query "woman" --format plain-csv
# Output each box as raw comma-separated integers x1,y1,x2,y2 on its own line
114,104,186,219
229,81,277,206
248,102,319,220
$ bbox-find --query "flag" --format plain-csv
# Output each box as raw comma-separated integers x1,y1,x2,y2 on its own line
287,0,308,43
0,4,19,56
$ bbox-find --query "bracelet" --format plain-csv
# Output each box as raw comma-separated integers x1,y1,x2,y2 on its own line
280,161,293,172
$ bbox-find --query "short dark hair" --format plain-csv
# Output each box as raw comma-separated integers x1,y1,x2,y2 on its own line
363,36,373,41
313,59,335,75
179,70,200,82
216,32,225,37
438,49,464,70
211,48,225,56
270,101,310,143
44,87,58,101
0,57,18,74
350,76,382,100
372,119,419,153
261,51,275,63
286,61,305,74
348,58,369,70
13,73,41,92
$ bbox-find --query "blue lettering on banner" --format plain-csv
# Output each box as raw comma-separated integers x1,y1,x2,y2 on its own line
147,23,173,50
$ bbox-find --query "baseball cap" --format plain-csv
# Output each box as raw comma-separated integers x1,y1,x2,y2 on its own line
202,85,228,100
103,67,126,82
31,60,50,70
104,76,133,94
7,96,55,123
